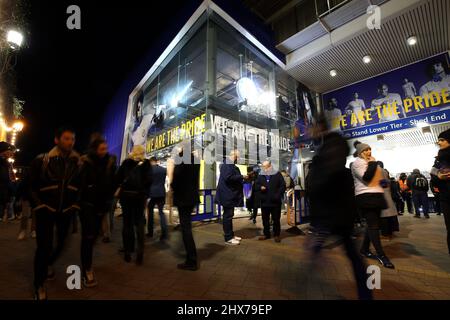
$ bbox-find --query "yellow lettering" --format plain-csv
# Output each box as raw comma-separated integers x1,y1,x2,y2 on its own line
365,109,372,121
350,113,358,126
413,96,424,112
441,89,450,104
429,92,441,107
340,116,347,128
375,106,382,119
357,111,365,124
404,98,413,113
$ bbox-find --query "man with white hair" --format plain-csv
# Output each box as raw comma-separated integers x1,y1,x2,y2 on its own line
256,160,286,243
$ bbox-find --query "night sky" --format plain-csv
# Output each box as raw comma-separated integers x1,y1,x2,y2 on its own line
14,0,204,165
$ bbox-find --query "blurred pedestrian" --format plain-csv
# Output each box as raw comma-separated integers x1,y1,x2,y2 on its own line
170,142,201,271
306,118,372,300
378,163,399,239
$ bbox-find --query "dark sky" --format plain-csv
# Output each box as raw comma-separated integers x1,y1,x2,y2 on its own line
14,0,203,165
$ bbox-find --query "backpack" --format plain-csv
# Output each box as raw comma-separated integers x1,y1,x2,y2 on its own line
414,176,429,192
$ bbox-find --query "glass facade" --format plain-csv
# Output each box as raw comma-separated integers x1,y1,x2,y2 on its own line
123,10,300,188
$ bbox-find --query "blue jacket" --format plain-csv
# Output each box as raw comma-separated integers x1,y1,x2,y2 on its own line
215,163,244,208
149,165,167,198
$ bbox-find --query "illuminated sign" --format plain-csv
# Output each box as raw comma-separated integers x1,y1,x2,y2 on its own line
146,114,206,153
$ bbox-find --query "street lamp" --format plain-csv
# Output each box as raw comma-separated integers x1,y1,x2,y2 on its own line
12,121,24,132
6,30,24,50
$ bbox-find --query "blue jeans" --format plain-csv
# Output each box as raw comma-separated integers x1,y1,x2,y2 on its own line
222,207,235,242
412,191,429,216
147,197,167,237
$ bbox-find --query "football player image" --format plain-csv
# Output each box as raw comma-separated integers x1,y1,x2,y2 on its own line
128,93,153,152
419,60,450,110
402,78,417,98
370,83,406,123
345,92,366,127
324,98,343,131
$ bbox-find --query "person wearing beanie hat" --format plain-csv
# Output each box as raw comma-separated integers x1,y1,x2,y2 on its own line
438,128,450,143
351,141,395,269
353,141,371,158
430,129,450,255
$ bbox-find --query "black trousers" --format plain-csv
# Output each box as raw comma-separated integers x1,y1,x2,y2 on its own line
178,206,197,265
222,207,235,242
412,191,430,216
121,198,145,256
360,208,385,256
79,207,104,273
440,199,450,254
310,225,372,300
261,206,281,237
34,209,72,289
401,191,413,213
147,197,167,236
433,193,441,214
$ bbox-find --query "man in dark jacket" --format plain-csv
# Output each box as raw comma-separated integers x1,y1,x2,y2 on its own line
0,142,15,222
171,144,201,271
407,169,430,218
79,134,117,287
147,157,168,240
215,149,248,245
256,161,286,242
30,127,81,300
306,118,372,300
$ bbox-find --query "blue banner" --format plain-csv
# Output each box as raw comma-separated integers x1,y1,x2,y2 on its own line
322,52,450,135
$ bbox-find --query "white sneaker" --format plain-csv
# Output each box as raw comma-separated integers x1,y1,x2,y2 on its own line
17,231,26,241
225,239,240,246
31,231,36,238
233,236,242,241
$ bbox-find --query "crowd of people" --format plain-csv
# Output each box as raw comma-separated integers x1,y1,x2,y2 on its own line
1,121,450,301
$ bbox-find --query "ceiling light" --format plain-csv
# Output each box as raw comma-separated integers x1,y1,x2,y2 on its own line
363,55,371,64
329,69,337,77
407,36,417,46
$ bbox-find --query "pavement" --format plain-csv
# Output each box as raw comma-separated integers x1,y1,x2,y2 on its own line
1,211,450,300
